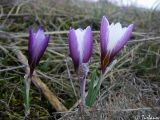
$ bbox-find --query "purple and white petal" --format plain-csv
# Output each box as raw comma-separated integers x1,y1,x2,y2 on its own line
82,26,93,63
107,22,127,53
68,28,80,70
100,16,109,58
31,27,46,59
111,24,134,57
74,28,85,63
100,16,110,72
35,35,50,65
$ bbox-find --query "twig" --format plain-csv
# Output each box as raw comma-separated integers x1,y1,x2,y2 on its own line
129,36,160,43
0,65,26,72
56,107,160,114
0,31,147,38
65,58,78,98
12,47,68,112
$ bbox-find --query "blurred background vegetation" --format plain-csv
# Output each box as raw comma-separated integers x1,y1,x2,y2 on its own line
0,0,160,119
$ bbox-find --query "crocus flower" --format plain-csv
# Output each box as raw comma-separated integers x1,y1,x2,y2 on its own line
68,26,93,72
28,27,50,76
68,26,93,105
100,16,133,73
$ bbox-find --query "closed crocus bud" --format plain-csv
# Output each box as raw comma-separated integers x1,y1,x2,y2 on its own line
100,16,134,73
68,26,93,105
28,27,50,76
68,26,93,72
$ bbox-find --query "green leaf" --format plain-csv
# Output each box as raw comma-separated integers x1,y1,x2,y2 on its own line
86,70,100,107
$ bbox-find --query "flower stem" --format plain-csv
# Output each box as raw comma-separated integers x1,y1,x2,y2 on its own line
79,77,86,106
78,63,89,106
99,59,117,87
24,76,31,117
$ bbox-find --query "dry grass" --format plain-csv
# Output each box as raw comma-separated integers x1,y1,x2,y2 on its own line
0,0,160,119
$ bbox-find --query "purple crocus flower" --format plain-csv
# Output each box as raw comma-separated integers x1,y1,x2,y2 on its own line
68,26,93,72
28,27,50,76
100,16,133,73
68,26,93,105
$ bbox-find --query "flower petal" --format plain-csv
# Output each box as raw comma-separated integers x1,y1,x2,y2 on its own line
35,35,50,65
100,17,134,73
100,16,109,59
100,16,109,73
111,24,134,57
68,28,80,71
75,28,85,63
28,27,50,75
83,26,93,63
107,22,127,52
32,27,46,58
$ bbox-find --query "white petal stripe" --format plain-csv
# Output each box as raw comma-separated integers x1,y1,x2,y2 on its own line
107,22,127,52
75,28,86,63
